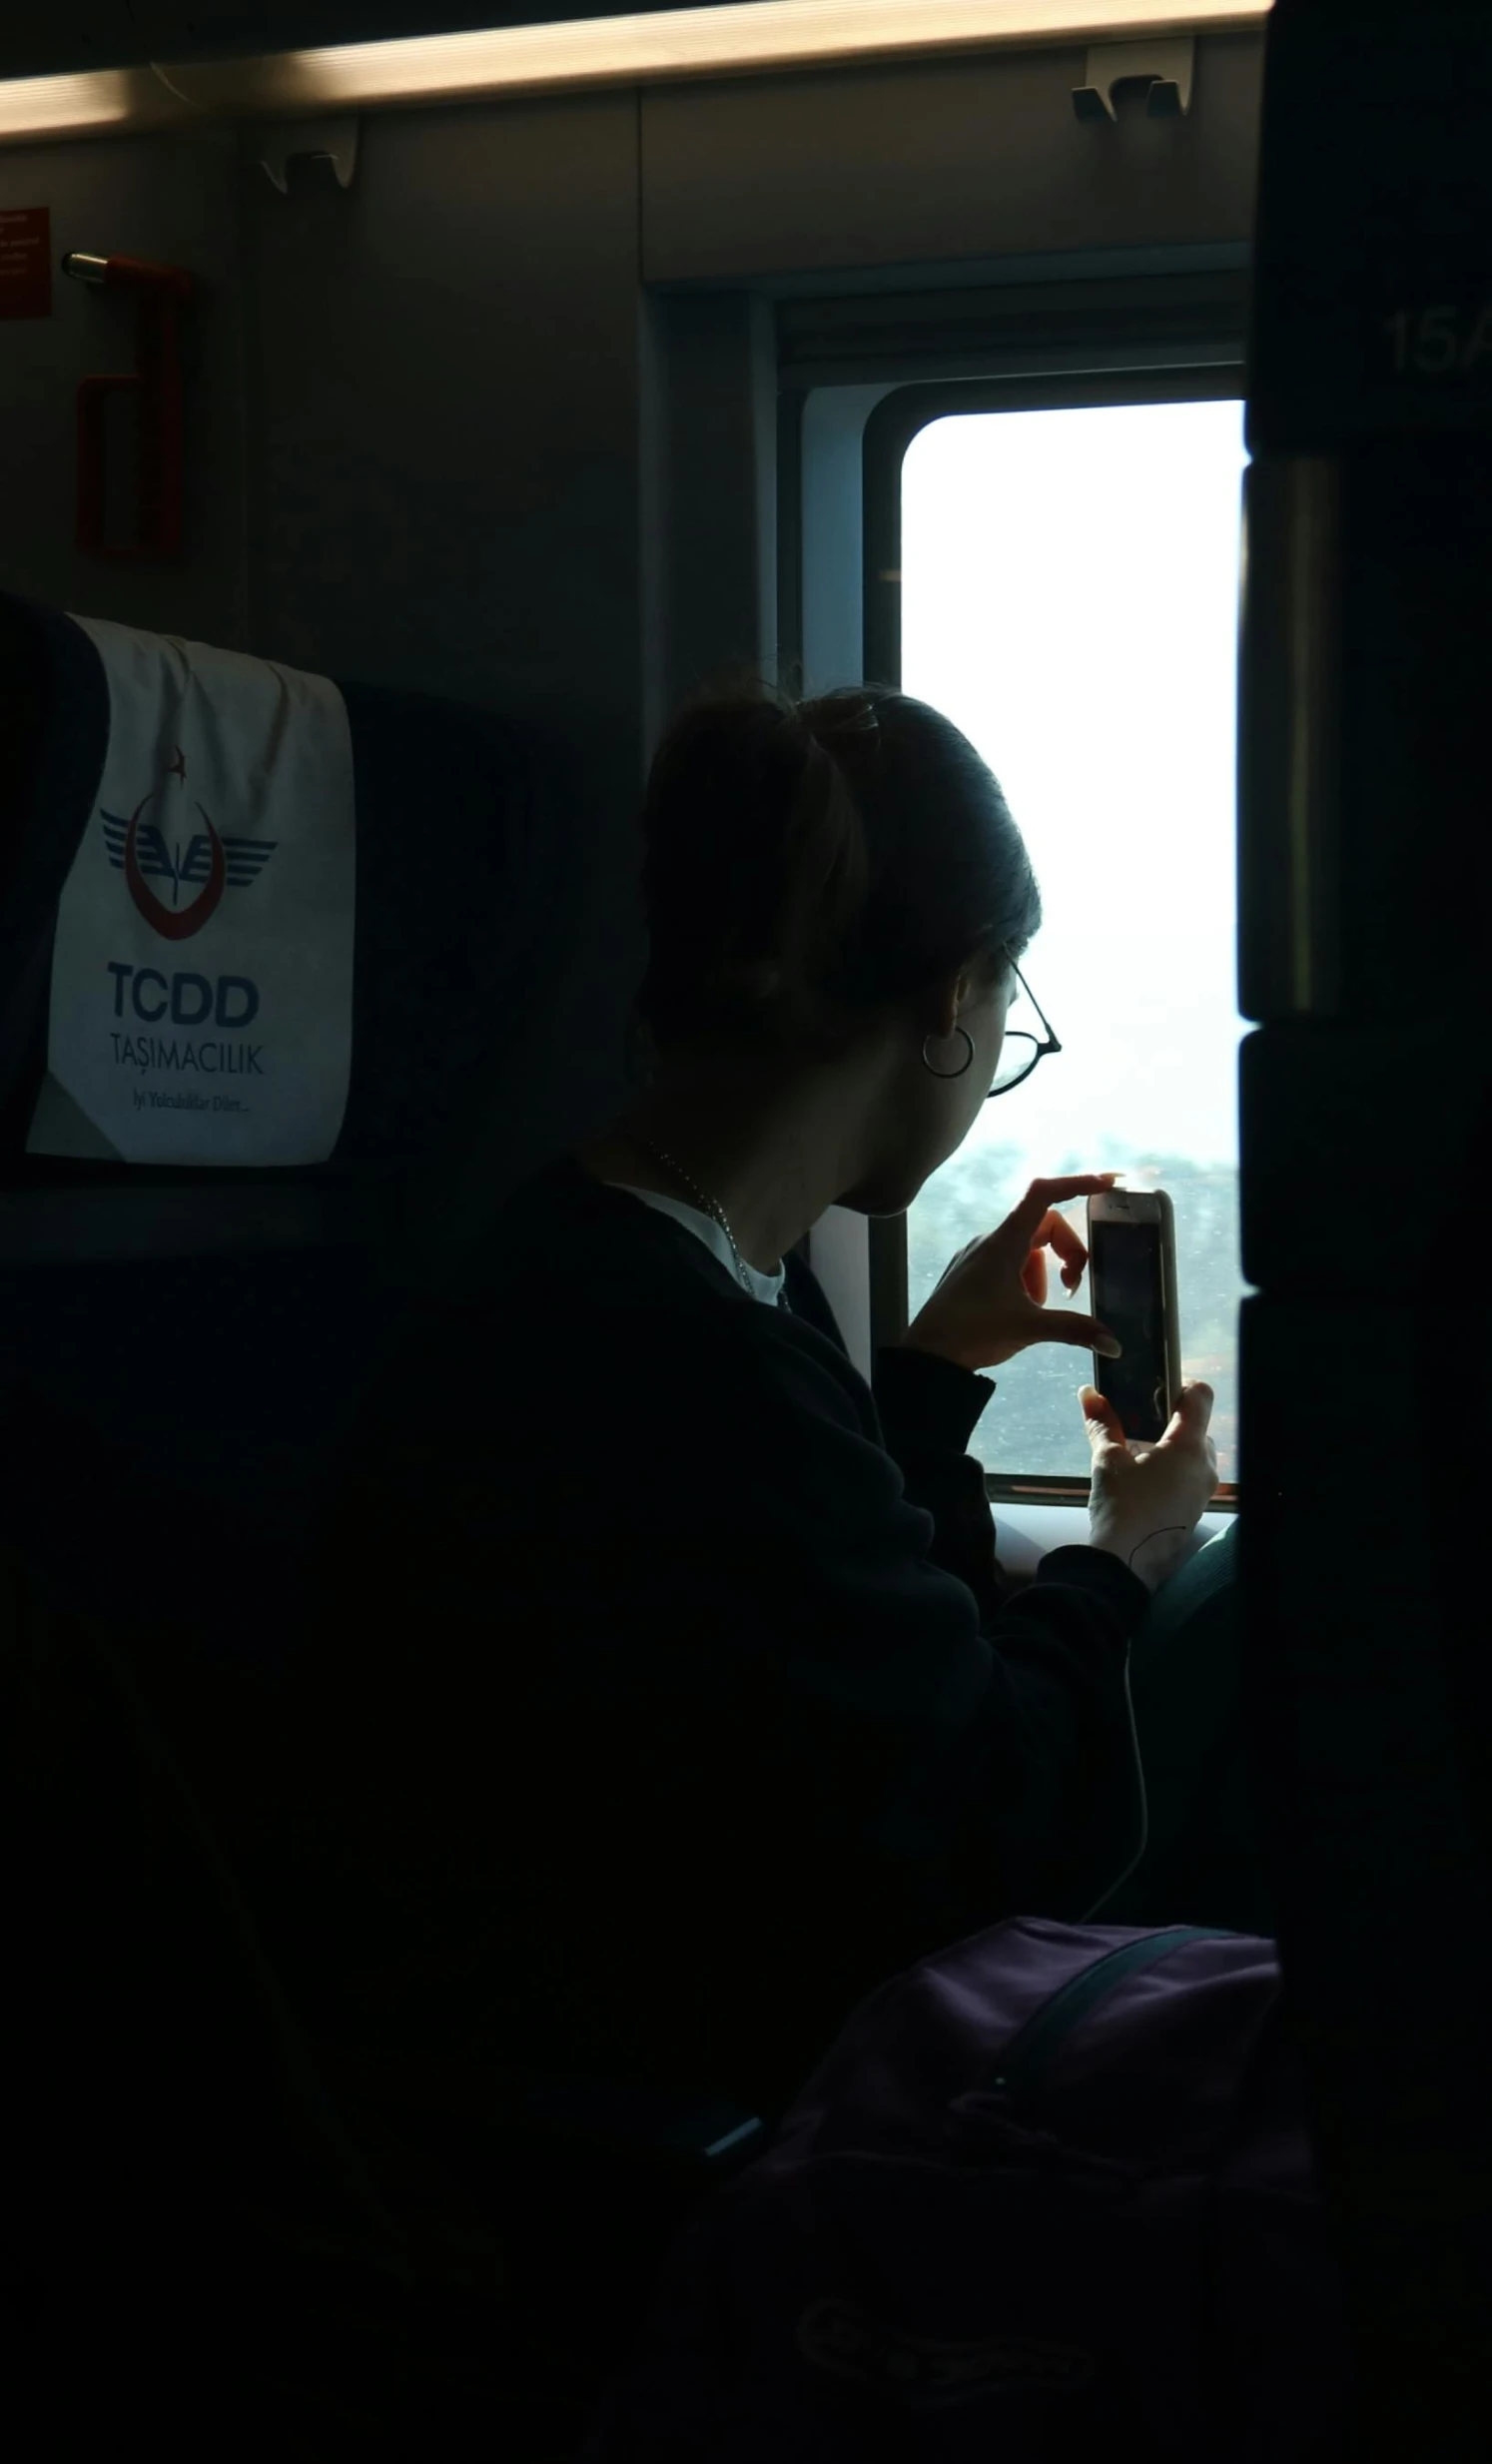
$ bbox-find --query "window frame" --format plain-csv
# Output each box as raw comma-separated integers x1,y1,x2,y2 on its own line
861,362,1247,1512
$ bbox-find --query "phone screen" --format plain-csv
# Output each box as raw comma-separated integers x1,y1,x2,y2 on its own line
1091,1219,1169,1443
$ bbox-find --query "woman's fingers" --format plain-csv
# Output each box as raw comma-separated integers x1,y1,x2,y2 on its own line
1012,1173,1123,1244
1079,1385,1128,1447
1022,1245,1049,1305
1164,1380,1215,1438
1031,1208,1090,1291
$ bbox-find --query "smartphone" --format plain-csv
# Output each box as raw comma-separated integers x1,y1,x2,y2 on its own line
1085,1189,1182,1445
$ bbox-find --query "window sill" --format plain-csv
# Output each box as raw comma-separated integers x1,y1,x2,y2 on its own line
991,1500,1235,1589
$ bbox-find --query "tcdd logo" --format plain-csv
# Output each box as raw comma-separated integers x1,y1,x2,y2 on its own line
107,965,259,1028
101,744,277,942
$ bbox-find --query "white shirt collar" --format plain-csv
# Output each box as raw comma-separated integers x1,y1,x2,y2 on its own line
605,1183,788,1307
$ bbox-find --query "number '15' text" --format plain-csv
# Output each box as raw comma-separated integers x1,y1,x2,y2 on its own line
1382,306,1492,377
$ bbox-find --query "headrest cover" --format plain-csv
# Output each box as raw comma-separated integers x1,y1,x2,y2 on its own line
26,613,356,1165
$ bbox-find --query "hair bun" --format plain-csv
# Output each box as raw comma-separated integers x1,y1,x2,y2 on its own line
635,679,1041,1061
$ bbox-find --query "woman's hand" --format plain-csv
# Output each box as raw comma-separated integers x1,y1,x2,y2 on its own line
900,1174,1127,1374
1082,1380,1219,1596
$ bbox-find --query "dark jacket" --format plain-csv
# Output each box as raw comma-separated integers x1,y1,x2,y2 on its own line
239,1156,1151,2120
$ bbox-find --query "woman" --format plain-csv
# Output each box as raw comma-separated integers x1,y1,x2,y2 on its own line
276,682,1219,2125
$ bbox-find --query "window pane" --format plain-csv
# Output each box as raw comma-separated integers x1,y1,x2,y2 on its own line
901,398,1249,1486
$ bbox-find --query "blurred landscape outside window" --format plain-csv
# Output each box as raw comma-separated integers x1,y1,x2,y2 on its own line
900,398,1250,1483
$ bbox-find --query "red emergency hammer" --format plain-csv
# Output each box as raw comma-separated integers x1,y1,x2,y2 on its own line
63,251,194,560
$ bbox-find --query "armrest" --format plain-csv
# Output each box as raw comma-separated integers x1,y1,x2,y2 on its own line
521,2074,765,2175
311,2044,766,2403
316,2040,765,2187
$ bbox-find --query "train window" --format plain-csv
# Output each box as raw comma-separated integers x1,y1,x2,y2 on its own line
882,390,1249,1494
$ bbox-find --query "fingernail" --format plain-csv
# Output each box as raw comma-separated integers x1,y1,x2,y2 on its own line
1096,1331,1122,1358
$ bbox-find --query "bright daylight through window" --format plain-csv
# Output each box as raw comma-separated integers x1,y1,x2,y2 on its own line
901,397,1250,1486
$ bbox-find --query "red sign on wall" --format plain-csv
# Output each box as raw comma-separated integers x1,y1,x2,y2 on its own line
0,206,51,318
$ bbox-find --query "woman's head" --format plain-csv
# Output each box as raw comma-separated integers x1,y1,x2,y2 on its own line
633,679,1042,1214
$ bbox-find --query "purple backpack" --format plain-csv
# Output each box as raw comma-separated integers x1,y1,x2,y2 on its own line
582,1922,1356,2463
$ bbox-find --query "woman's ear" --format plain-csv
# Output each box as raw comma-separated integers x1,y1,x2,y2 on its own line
948,967,982,1033
916,963,979,1048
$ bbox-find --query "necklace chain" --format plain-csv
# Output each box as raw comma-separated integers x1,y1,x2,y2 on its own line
634,1137,754,1293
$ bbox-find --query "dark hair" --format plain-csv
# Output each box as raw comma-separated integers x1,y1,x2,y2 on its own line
635,679,1042,1062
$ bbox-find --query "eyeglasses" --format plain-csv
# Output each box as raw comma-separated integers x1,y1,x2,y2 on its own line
986,960,1062,1099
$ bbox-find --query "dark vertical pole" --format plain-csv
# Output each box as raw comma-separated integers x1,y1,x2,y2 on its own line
1241,6,1492,2453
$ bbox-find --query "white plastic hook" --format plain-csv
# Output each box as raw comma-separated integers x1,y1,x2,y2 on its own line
249,115,361,196
1073,37,1196,123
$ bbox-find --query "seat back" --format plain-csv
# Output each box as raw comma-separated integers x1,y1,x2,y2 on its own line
0,591,768,2455
2,1534,767,2460
1,1541,423,2459
0,588,573,1662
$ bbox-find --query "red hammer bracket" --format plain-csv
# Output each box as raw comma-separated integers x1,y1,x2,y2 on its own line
66,251,194,561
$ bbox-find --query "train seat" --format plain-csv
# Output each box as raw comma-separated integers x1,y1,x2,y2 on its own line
0,586,569,1659
0,589,763,2454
